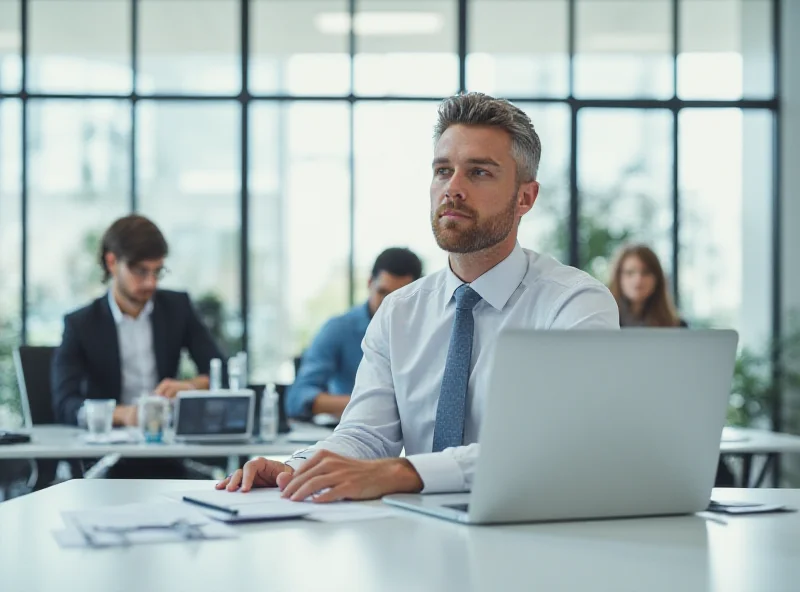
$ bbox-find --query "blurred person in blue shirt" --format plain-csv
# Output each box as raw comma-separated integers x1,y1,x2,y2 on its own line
285,248,423,420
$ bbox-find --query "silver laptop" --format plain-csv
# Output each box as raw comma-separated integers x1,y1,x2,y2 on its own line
383,329,738,524
173,389,255,443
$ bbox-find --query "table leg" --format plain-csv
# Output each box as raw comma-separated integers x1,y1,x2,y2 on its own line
226,455,243,476
741,454,753,488
753,453,778,488
83,453,122,479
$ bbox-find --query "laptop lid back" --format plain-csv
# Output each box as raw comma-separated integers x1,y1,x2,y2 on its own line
469,329,738,524
173,389,255,442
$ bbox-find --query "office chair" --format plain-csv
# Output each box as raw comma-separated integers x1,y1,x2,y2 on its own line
1,347,58,498
13,346,81,488
13,346,57,427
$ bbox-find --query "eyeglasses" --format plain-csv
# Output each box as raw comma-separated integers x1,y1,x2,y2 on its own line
127,263,169,281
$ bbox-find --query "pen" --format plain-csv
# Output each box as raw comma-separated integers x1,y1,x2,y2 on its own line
182,496,240,516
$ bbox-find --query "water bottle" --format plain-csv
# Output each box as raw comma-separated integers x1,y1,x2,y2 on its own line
209,358,222,390
260,383,279,442
228,357,241,391
237,351,248,385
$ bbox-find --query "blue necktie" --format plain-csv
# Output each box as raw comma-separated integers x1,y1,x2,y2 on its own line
432,284,482,452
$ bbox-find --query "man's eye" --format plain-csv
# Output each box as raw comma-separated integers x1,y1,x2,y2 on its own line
472,168,489,177
435,168,451,176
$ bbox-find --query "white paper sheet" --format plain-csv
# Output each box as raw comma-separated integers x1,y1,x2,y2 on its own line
173,488,311,522
55,501,237,548
170,488,399,523
53,521,236,548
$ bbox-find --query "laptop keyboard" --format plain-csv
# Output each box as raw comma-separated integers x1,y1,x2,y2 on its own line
444,503,469,513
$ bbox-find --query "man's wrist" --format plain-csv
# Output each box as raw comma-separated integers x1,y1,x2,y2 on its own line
189,376,209,389
391,458,424,493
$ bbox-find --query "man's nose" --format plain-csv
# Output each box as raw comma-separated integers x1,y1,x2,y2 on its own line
445,170,467,201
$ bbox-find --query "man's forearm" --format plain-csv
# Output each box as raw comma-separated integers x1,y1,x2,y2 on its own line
112,404,137,427
311,393,351,417
190,375,210,389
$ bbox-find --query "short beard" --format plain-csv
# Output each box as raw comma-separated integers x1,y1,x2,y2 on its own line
431,194,518,254
117,279,150,306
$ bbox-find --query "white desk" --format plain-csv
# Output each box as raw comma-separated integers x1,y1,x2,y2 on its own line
721,427,800,455
720,427,800,487
2,425,798,486
0,424,333,460
0,424,333,480
2,425,795,459
1,480,799,592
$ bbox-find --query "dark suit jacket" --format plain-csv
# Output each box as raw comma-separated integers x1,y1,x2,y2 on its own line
51,290,225,425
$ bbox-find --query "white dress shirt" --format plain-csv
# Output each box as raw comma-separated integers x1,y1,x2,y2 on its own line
286,243,620,493
108,291,158,406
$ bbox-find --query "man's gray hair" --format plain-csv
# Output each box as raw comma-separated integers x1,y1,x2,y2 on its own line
433,92,541,183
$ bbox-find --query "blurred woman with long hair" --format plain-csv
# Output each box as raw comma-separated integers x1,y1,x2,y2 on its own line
608,244,685,328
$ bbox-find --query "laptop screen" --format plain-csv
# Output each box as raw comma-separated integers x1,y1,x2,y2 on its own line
175,395,252,436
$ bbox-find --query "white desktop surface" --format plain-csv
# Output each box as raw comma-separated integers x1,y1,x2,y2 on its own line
2,425,798,460
720,427,800,454
1,479,799,592
0,424,334,459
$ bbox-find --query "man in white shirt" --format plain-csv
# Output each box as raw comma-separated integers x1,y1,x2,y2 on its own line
218,92,620,499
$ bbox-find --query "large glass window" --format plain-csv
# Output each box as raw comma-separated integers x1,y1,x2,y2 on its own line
353,101,444,298
250,0,351,96
575,0,673,99
578,109,674,280
518,103,571,262
27,0,131,94
353,0,458,97
467,0,569,97
136,101,242,353
678,109,773,349
138,0,240,95
249,101,350,382
26,100,131,343
0,0,21,92
0,0,781,428
679,0,774,99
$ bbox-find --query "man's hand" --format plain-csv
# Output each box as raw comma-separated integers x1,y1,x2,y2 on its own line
279,450,423,503
154,379,195,399
215,458,295,493
112,404,138,427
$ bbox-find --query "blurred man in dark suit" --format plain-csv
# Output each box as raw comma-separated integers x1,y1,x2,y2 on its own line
52,215,224,477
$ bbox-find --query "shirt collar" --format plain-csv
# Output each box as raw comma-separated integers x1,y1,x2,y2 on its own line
107,290,154,324
443,242,528,312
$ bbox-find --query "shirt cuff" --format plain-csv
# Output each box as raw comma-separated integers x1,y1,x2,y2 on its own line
406,452,465,494
284,449,314,472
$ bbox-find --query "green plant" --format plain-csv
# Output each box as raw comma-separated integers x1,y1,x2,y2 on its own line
194,292,242,355
728,316,800,428
0,316,22,427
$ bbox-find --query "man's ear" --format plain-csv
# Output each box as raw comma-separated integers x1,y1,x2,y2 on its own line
517,180,539,218
105,252,118,275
